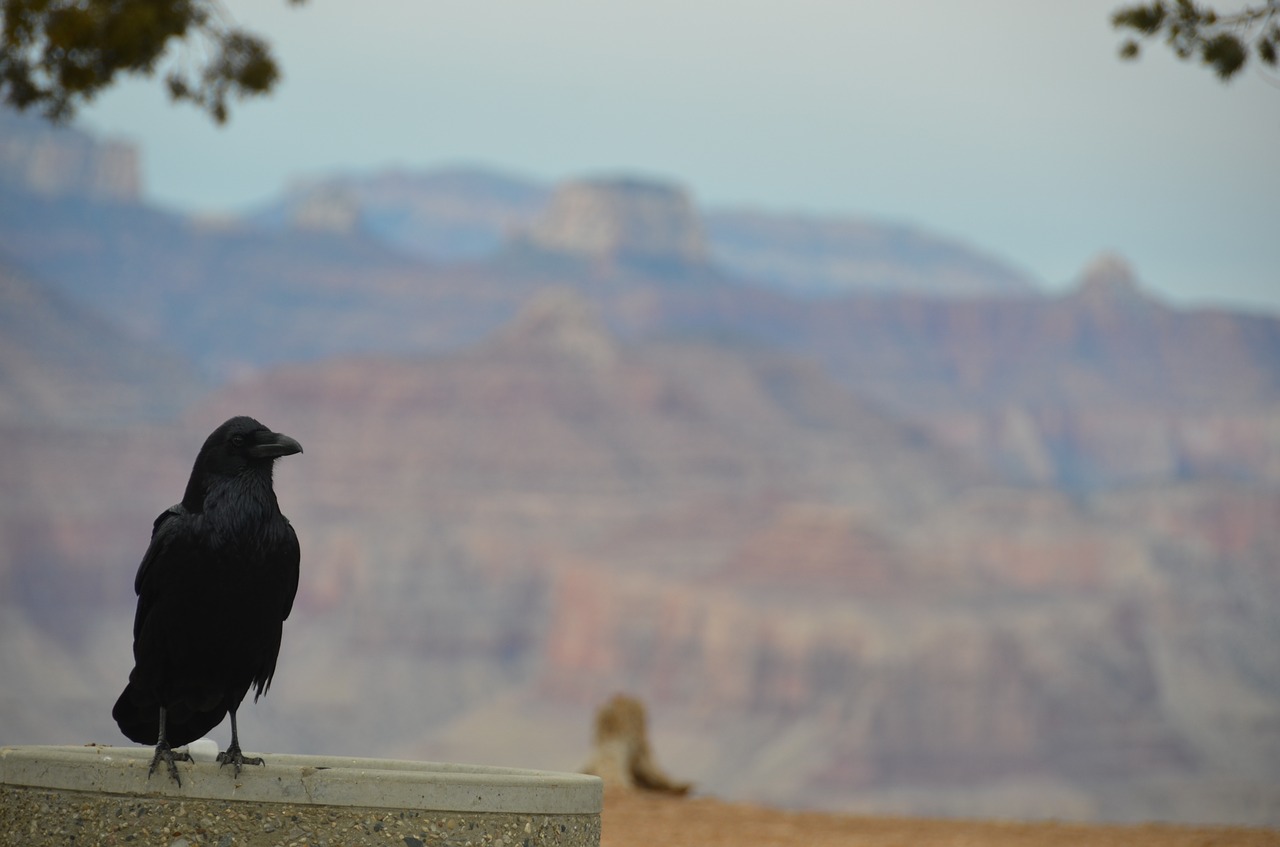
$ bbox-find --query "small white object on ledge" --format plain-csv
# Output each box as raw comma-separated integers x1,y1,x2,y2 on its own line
184,738,219,763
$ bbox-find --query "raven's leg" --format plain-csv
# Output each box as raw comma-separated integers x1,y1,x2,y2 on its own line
147,706,191,786
216,707,265,775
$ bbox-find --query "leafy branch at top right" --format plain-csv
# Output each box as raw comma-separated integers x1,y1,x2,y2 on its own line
1112,0,1280,80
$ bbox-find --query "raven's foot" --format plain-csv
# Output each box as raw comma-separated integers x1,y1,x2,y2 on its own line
216,744,264,776
147,742,191,786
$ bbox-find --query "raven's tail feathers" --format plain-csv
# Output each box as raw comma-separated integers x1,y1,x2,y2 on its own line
112,685,159,744
112,684,227,748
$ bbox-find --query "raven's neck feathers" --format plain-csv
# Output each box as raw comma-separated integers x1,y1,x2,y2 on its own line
182,461,275,514
194,468,287,553
180,466,205,513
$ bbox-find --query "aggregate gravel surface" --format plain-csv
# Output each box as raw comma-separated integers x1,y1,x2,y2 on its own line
0,784,599,847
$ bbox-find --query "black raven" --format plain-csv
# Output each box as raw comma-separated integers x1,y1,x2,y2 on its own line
112,416,302,785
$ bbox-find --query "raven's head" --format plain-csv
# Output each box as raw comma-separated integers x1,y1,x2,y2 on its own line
182,416,303,509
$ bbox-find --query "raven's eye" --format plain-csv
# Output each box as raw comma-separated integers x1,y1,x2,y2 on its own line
230,434,246,448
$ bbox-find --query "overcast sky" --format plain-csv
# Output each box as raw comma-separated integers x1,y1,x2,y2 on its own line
80,0,1279,312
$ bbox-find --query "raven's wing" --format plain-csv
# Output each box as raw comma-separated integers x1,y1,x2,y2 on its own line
115,504,230,746
131,505,189,640
278,518,300,622
250,518,300,701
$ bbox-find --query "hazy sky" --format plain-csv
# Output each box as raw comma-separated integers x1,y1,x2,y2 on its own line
80,0,1279,312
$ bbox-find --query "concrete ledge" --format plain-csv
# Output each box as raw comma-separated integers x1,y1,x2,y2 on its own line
1,745,602,847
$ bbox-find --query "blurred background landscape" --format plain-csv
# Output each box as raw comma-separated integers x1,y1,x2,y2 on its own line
1,102,1278,826
2,0,1279,829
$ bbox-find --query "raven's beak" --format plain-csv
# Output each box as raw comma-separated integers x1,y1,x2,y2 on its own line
248,431,304,459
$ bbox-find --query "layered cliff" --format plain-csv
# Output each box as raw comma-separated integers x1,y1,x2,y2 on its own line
0,109,139,202
514,177,709,271
0,261,204,425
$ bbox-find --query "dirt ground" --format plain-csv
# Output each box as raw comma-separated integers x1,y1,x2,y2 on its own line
600,790,1280,847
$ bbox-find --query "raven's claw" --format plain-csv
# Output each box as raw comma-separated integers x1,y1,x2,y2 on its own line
148,741,191,786
217,744,264,776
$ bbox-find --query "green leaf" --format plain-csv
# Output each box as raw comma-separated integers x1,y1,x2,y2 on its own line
1201,32,1248,79
1258,37,1277,65
1112,3,1167,33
